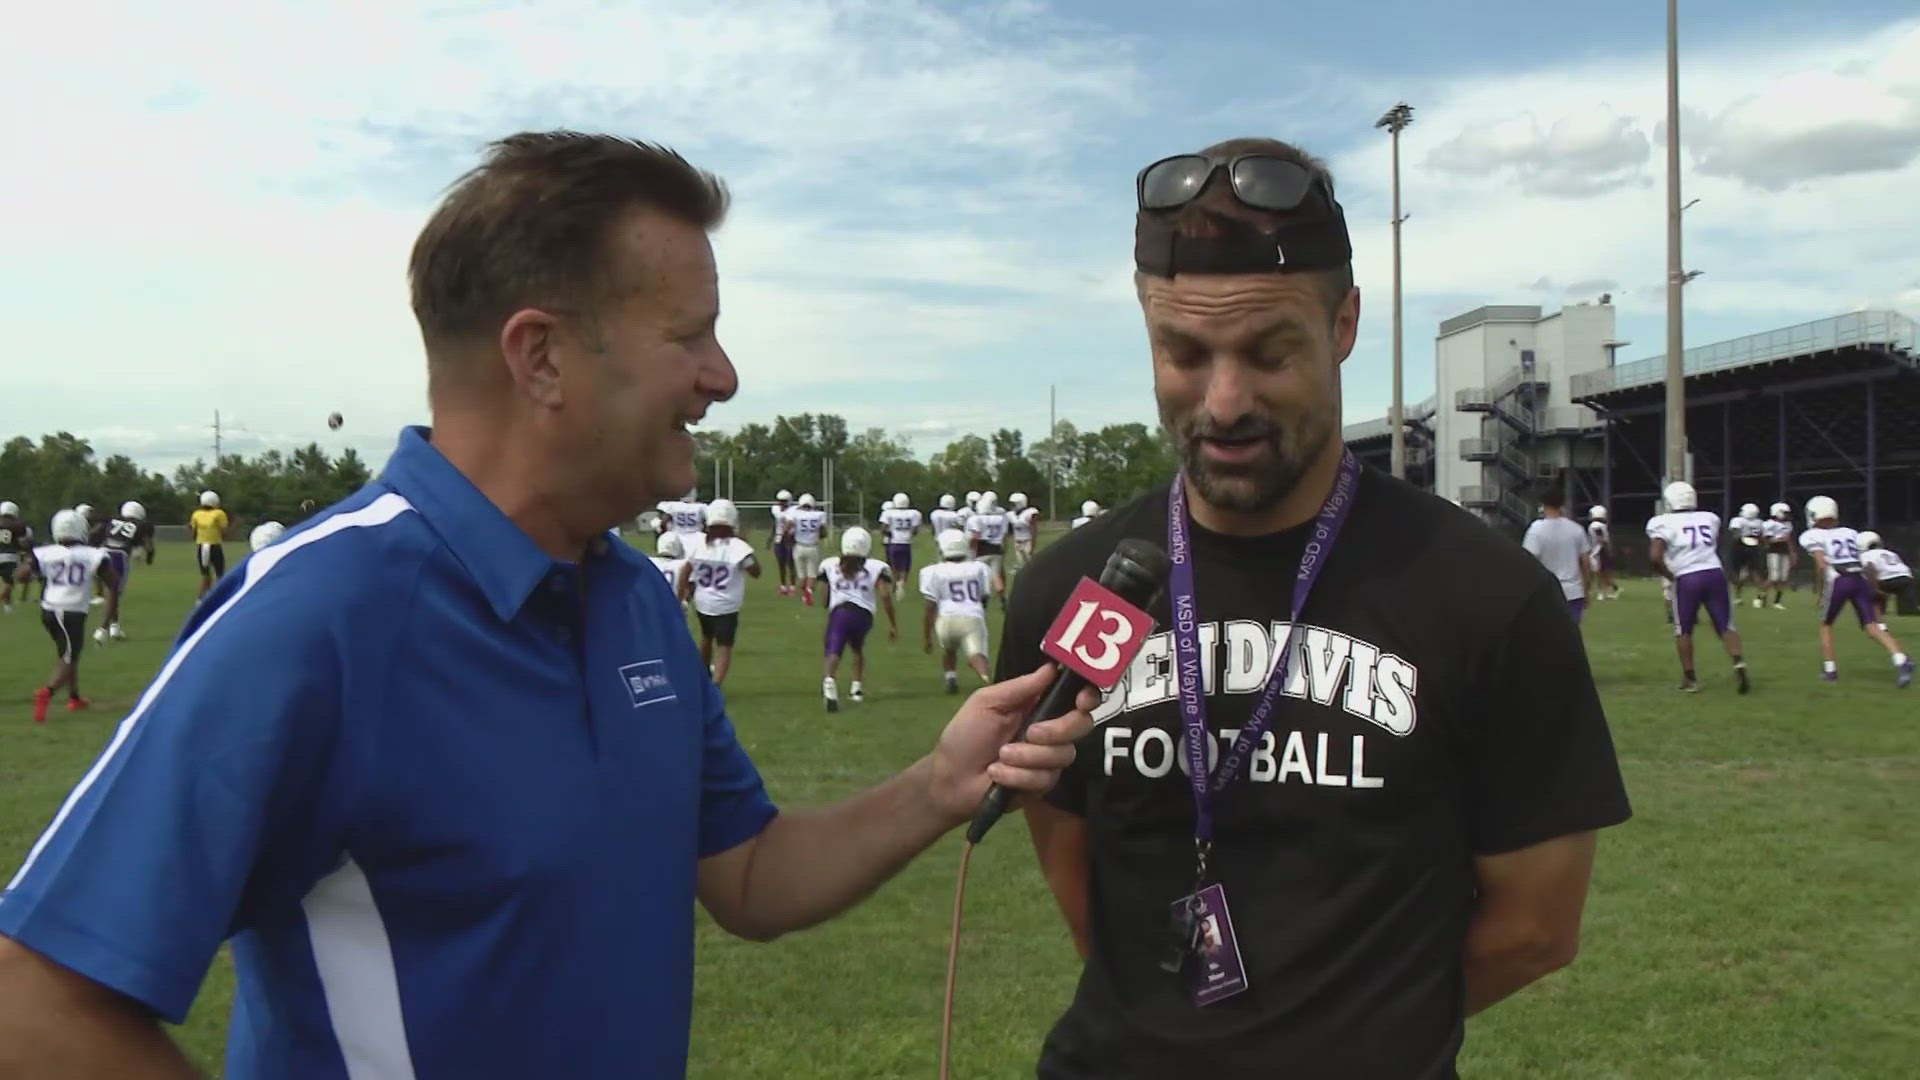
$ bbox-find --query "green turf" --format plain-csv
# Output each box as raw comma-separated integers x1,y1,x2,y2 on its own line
2,539,1916,1078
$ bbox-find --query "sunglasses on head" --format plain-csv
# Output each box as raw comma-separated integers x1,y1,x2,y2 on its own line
1136,154,1325,213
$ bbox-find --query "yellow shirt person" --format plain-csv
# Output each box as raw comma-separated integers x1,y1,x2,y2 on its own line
190,493,230,596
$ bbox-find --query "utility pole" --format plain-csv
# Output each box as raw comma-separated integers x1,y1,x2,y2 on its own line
1375,102,1415,480
1048,384,1057,522
1664,0,1687,483
212,410,223,460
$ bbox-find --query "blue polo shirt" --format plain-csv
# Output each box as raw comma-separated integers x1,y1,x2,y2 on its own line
0,427,778,1078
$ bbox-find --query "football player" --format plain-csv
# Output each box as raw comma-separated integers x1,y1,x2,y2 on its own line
1007,492,1040,572
818,527,896,711
1759,502,1794,608
0,499,31,613
965,490,1012,588
189,490,230,601
650,529,691,606
1587,505,1619,599
657,488,707,547
88,501,155,640
22,509,121,723
918,528,1000,693
1799,497,1911,686
249,521,287,551
1646,481,1749,694
1728,502,1764,601
769,489,797,595
787,493,828,605
876,493,921,581
682,499,760,686
1071,499,1101,530
929,494,961,537
1860,531,1913,627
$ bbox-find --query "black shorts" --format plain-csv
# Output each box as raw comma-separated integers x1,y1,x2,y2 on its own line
1877,575,1912,596
198,543,226,576
42,609,87,662
1730,545,1760,572
976,541,1004,556
697,611,740,646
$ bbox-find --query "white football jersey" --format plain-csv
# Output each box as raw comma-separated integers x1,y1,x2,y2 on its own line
688,536,755,616
967,511,1010,546
956,507,974,527
33,544,107,614
1646,510,1723,577
929,508,961,535
1009,507,1039,541
1864,547,1911,580
1761,519,1793,546
649,556,686,589
789,508,827,546
920,559,994,620
878,507,922,545
1730,515,1764,546
1588,520,1610,547
820,557,892,613
1799,527,1864,576
1071,515,1092,530
659,500,707,537
771,505,792,531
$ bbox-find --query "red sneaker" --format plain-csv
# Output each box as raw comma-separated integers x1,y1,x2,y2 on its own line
803,589,814,606
33,687,51,724
66,697,90,712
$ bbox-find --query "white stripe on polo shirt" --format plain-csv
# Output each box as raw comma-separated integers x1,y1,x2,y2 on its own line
304,856,414,1080
8,493,415,892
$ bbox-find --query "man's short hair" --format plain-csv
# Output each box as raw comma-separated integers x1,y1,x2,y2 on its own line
409,131,729,370
1161,136,1353,315
1540,490,1566,511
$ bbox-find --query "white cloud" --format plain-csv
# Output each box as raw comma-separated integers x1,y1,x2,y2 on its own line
1328,16,1920,411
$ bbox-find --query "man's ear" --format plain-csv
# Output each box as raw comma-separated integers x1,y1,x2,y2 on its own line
499,307,566,408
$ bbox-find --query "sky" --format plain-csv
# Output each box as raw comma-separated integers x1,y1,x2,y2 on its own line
3,0,1917,478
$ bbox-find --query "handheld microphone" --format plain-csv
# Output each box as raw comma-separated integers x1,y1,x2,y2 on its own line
965,538,1171,844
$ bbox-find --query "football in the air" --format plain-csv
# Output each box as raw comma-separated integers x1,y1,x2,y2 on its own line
327,412,344,430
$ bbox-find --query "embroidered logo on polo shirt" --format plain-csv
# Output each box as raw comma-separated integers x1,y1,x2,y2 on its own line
619,660,677,708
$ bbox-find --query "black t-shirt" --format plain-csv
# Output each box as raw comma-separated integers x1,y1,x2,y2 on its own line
998,467,1631,1080
0,516,29,557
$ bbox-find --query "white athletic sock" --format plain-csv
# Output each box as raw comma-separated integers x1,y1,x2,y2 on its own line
823,677,837,699
1823,660,1838,673
849,681,863,699
1894,653,1909,667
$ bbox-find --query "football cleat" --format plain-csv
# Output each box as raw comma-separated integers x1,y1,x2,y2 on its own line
1898,659,1914,690
66,697,90,712
33,687,51,725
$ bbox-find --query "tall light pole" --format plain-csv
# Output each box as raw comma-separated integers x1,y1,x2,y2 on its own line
1376,102,1415,480
1048,383,1058,522
1664,0,1686,483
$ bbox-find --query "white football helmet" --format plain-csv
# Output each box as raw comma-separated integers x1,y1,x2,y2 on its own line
892,492,909,509
1859,530,1883,550
200,490,220,508
1740,503,1759,520
0,500,18,516
965,490,980,507
939,494,956,510
775,489,792,502
798,493,816,508
1010,492,1028,508
249,521,286,551
1805,495,1838,525
74,503,93,522
1589,505,1607,521
706,498,739,527
51,509,86,543
1082,500,1100,517
120,501,146,521
937,528,970,559
656,531,684,558
1662,481,1697,512
977,491,998,513
840,526,873,557
1771,502,1791,519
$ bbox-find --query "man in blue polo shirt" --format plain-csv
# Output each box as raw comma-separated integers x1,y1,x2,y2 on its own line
0,133,1094,1079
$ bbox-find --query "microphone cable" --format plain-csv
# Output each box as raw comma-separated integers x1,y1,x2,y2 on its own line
938,839,977,1080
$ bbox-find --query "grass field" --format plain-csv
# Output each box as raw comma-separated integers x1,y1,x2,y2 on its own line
2,534,1917,1078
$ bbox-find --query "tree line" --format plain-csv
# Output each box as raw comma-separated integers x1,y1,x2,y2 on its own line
0,414,1178,529
691,414,1179,520
0,433,371,528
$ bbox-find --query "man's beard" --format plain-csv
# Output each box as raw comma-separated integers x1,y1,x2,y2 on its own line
1165,407,1333,515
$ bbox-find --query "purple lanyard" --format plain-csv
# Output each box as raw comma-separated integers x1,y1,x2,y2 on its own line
1166,449,1360,856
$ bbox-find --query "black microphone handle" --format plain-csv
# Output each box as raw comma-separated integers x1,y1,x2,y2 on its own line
965,668,1092,843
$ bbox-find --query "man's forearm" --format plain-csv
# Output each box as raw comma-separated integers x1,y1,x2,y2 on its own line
725,756,960,940
0,939,202,1079
1460,912,1575,1016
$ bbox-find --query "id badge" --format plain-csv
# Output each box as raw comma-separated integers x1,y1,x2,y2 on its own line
1169,883,1249,1006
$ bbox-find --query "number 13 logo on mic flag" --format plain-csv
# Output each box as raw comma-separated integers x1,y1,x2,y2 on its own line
1042,577,1155,691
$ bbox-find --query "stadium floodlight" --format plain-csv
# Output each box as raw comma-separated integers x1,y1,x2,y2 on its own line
1664,0,1687,483
1375,102,1415,481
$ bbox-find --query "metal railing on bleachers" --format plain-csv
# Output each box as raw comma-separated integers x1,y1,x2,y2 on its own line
1570,309,1918,399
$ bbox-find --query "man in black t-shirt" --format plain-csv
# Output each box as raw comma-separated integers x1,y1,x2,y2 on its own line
1002,136,1631,1079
